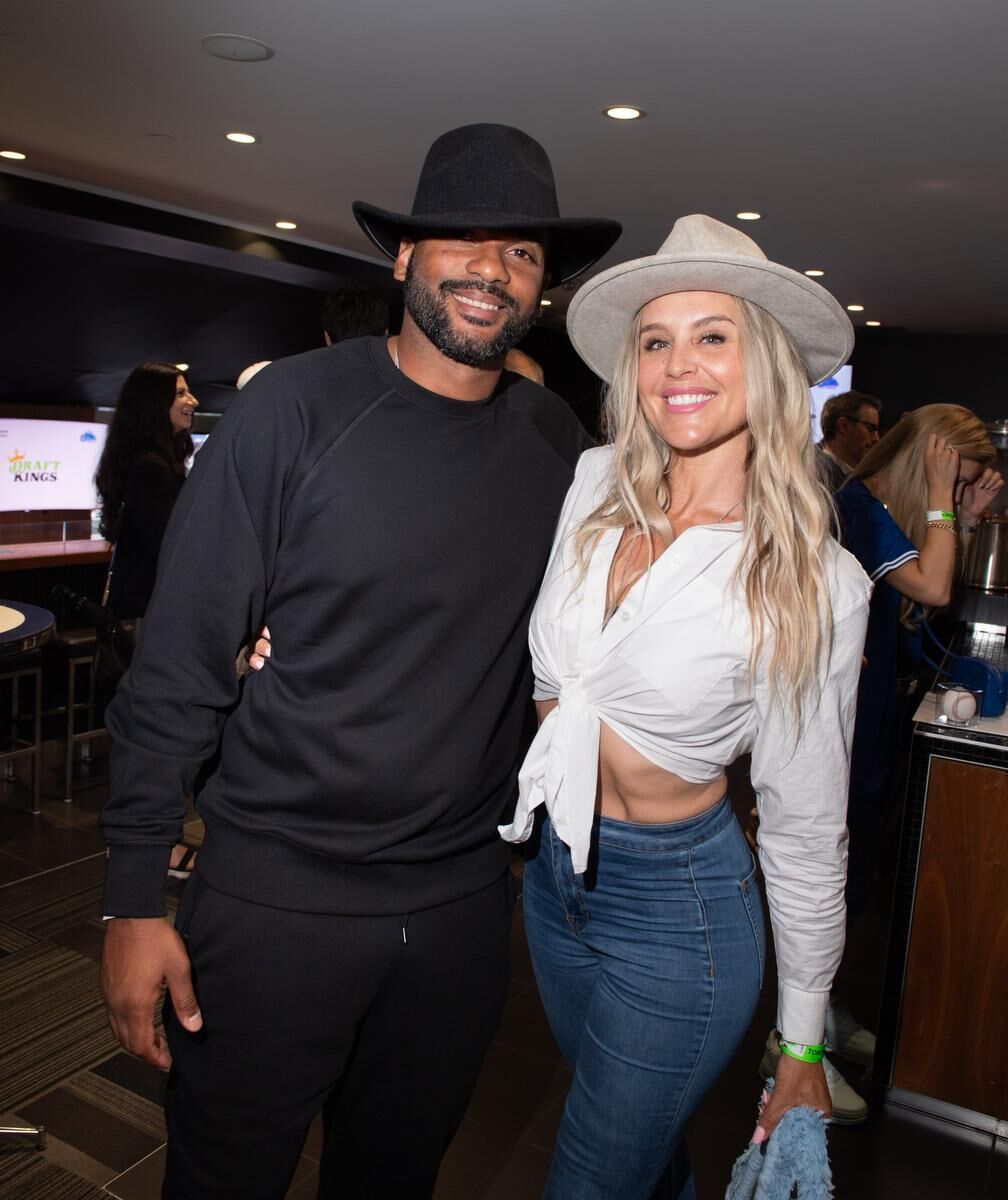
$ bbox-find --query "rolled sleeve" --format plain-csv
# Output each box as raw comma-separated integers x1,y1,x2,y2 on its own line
750,600,869,1044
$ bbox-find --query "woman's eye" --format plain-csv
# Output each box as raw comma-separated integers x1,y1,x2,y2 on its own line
642,338,668,352
699,332,726,345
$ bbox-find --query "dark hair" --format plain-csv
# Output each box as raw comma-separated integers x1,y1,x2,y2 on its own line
95,363,193,540
820,390,881,442
321,283,389,344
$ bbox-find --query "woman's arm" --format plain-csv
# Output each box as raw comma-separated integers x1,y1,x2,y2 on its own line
748,593,870,1136
884,434,964,606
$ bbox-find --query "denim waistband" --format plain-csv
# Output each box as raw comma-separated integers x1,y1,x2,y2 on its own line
594,795,733,853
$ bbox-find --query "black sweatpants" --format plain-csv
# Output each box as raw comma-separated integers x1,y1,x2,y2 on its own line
162,871,515,1199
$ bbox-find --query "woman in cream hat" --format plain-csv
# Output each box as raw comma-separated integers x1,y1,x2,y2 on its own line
500,215,871,1197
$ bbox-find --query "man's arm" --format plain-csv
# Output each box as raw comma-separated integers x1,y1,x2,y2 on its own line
100,378,303,1063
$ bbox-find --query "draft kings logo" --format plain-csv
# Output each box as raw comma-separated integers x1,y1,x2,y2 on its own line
7,449,61,483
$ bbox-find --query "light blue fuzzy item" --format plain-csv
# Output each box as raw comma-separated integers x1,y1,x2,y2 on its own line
724,1096,833,1200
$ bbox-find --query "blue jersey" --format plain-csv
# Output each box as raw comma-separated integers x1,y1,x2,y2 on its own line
834,480,919,795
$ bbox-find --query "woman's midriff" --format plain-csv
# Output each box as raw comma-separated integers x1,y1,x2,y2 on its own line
535,699,726,825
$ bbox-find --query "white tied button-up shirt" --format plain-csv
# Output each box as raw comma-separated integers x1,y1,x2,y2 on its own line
500,447,871,1043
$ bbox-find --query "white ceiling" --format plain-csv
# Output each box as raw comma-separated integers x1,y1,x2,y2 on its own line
3,0,1007,333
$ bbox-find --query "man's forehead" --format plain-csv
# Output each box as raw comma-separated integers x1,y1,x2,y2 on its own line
408,227,548,249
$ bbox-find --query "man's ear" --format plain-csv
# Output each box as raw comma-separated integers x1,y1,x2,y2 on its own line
393,240,416,283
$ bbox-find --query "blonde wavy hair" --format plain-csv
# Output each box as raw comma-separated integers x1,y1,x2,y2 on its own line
574,296,835,721
846,403,994,623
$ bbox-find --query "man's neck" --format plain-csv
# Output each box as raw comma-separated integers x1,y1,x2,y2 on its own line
823,442,854,472
391,319,503,402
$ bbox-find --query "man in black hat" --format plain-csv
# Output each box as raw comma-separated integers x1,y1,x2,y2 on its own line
99,124,619,1199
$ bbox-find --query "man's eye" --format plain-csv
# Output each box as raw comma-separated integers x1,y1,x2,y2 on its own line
512,247,539,264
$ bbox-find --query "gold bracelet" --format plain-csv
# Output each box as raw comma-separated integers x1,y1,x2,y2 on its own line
926,519,956,531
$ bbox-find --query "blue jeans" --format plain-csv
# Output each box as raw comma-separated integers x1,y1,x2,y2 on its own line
522,798,765,1200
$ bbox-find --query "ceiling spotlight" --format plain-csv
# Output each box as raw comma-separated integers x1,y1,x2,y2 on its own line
175,363,190,372
736,212,761,221
866,320,882,327
540,299,552,307
226,131,257,144
202,35,275,62
0,149,27,160
605,106,645,120
804,269,825,278
146,133,176,145
275,220,297,230
847,304,865,312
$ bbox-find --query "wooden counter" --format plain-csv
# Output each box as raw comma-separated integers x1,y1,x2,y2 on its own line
875,628,1008,1135
0,538,111,571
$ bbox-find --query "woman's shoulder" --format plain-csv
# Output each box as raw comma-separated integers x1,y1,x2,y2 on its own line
574,444,615,487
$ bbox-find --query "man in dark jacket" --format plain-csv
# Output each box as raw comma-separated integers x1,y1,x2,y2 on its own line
99,125,619,1199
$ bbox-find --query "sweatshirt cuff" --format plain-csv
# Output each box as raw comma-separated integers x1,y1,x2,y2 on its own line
777,982,829,1046
103,845,174,918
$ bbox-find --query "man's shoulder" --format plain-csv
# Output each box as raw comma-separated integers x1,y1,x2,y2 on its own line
497,375,592,464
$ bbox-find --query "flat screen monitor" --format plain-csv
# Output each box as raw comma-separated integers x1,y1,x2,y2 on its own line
0,418,107,512
809,365,853,443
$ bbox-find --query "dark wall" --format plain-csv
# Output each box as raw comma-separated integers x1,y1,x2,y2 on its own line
851,330,1008,429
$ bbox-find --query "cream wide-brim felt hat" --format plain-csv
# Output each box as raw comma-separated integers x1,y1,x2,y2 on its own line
566,214,853,386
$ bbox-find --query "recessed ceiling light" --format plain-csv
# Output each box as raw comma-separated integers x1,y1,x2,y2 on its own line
146,133,176,145
226,131,257,144
175,363,190,372
0,149,27,160
804,269,825,277
847,304,865,312
540,299,552,307
275,220,297,230
202,34,275,62
605,106,645,120
866,320,881,327
736,212,761,221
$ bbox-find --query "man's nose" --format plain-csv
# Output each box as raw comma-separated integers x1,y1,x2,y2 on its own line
466,243,509,284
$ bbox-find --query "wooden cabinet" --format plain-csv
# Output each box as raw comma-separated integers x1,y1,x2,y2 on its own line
891,756,1008,1119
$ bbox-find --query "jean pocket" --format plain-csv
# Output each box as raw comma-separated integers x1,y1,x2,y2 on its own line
172,875,208,942
738,863,766,983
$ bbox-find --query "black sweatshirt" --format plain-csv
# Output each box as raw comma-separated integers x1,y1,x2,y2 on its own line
109,452,184,619
101,337,591,917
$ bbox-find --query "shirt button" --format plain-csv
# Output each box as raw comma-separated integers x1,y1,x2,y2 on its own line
620,610,630,621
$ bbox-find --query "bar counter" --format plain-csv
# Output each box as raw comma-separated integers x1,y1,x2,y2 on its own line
874,623,1008,1137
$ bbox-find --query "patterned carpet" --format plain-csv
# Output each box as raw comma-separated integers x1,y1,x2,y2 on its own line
0,852,173,1199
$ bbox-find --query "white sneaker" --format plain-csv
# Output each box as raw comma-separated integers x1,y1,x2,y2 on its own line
759,1029,868,1126
825,995,876,1066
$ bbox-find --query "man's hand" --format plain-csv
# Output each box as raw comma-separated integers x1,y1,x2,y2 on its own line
101,917,202,1070
754,1052,831,1143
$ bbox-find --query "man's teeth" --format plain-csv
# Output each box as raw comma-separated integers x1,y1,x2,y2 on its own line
454,293,501,311
665,393,712,407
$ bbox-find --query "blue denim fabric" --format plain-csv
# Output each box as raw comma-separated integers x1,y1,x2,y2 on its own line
523,797,766,1200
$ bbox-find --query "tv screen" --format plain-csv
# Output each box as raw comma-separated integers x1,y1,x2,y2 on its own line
810,365,853,443
0,418,107,512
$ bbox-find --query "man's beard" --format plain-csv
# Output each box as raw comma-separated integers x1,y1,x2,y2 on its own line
403,257,536,367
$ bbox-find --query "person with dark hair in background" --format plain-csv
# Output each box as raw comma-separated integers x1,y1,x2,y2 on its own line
321,281,389,345
95,363,198,620
99,124,619,1199
816,390,882,491
94,361,199,878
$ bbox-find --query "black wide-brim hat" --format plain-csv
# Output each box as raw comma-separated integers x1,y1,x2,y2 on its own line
353,124,621,286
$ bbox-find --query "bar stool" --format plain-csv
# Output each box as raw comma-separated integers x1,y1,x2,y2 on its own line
54,628,106,803
0,601,54,814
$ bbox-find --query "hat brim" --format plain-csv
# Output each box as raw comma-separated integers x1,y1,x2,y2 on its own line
352,201,621,286
566,253,854,386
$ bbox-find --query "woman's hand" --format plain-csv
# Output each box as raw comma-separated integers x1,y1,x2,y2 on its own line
753,1052,830,1143
923,434,959,507
235,626,272,678
959,467,1005,523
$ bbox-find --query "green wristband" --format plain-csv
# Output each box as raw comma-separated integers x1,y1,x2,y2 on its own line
926,509,955,522
778,1039,825,1064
